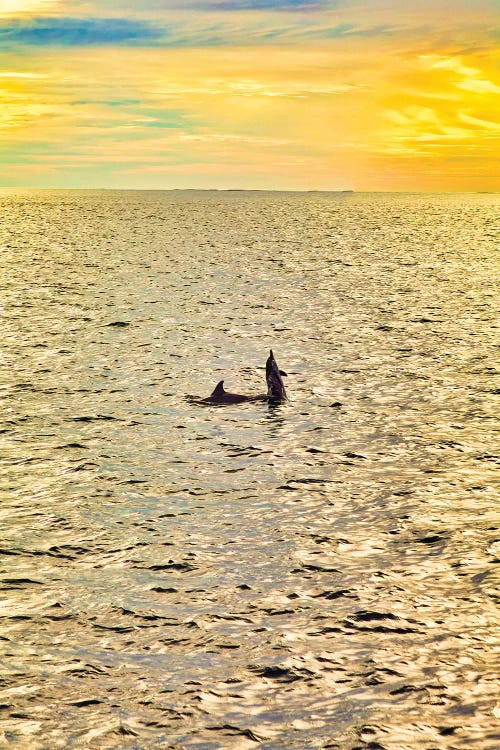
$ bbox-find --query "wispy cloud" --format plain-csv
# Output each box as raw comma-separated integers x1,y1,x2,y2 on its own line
458,111,500,132
422,54,500,96
183,0,332,9
456,78,500,94
64,0,336,11
0,70,48,78
0,17,164,46
0,13,396,48
0,0,60,17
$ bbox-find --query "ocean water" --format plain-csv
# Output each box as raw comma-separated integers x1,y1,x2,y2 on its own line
0,189,498,750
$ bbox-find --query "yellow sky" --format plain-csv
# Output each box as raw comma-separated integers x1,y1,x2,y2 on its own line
0,1,498,190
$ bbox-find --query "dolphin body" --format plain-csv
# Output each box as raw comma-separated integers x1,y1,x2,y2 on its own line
202,380,258,405
200,350,287,405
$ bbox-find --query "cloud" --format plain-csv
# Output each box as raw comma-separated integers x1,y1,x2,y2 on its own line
186,0,331,9
0,0,60,17
0,13,396,47
421,54,500,96
154,78,365,99
458,112,500,131
456,78,500,94
423,55,479,77
0,17,164,47
70,98,142,107
0,70,48,78
64,0,336,10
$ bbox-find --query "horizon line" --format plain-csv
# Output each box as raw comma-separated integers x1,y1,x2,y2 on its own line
0,187,497,194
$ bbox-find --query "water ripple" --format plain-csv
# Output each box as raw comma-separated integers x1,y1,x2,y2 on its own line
0,190,498,749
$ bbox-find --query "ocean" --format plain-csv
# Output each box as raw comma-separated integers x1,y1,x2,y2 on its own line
0,190,498,749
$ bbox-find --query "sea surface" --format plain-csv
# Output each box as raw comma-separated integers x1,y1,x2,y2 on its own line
0,190,498,750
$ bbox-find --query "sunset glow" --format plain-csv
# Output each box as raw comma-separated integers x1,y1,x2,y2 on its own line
1,0,498,190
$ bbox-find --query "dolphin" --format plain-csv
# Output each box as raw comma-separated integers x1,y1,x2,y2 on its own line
201,380,260,405
196,350,288,405
266,349,287,403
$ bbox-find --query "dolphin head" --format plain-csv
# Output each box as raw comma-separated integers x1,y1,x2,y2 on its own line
266,349,287,403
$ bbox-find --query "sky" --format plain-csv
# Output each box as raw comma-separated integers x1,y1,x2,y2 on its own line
0,0,498,190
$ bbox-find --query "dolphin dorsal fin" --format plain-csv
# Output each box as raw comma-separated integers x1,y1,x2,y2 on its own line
211,380,225,397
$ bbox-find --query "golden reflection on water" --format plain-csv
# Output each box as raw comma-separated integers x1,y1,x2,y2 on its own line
0,190,498,749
